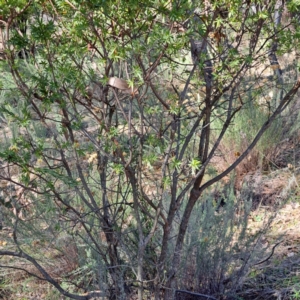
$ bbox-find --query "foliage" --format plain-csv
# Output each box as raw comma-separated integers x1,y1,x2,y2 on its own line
0,0,300,299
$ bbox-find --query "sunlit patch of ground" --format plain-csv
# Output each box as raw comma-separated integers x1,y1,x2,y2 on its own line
238,201,300,300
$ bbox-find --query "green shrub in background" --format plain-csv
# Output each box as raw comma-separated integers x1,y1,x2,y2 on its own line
176,184,270,297
0,1,300,300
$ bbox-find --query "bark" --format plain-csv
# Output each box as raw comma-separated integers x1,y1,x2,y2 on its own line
268,0,284,105
164,78,300,299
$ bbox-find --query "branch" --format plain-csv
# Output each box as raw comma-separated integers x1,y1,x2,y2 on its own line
175,289,217,300
253,240,283,266
0,250,105,299
199,78,300,193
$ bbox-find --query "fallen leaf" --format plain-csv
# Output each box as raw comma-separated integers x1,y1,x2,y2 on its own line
108,77,138,95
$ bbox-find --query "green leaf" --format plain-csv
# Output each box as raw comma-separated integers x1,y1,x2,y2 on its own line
170,157,181,171
189,158,201,175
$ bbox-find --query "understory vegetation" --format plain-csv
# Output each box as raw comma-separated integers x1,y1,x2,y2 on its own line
1,0,300,299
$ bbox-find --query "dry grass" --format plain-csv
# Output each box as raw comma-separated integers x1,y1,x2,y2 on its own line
1,149,300,299
0,229,82,299
238,202,300,300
